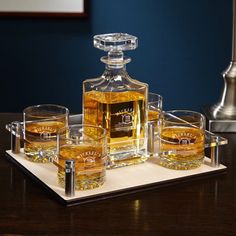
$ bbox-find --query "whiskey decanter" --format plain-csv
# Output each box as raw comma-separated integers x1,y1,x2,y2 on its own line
83,33,148,168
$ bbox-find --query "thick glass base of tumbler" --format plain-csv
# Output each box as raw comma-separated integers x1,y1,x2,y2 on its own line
24,151,52,163
58,171,106,190
24,143,56,163
159,157,203,170
75,176,105,190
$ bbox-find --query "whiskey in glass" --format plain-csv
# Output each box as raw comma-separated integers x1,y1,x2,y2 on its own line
57,124,107,190
23,104,69,162
159,110,205,170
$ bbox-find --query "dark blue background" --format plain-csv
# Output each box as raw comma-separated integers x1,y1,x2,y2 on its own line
0,0,232,113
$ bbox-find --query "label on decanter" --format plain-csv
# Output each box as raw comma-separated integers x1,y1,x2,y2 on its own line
110,101,134,137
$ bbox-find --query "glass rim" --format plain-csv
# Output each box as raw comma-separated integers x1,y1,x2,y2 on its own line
58,124,107,141
148,92,163,100
148,92,163,107
23,104,69,117
162,109,206,125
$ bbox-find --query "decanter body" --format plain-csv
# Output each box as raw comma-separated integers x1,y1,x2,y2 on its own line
83,33,148,168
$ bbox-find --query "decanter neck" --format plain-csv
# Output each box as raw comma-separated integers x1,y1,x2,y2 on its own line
103,64,128,76
108,50,124,61
101,50,131,69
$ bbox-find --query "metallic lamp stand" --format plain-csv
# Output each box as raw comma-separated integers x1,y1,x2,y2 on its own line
204,0,236,132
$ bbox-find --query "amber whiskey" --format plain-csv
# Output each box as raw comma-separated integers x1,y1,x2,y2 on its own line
84,90,146,163
160,126,205,169
148,109,161,122
24,120,66,162
23,104,69,163
83,33,148,168
58,144,106,190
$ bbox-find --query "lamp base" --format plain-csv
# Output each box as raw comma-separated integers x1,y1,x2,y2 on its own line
203,106,236,132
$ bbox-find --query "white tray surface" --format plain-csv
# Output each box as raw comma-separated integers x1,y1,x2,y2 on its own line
5,150,226,202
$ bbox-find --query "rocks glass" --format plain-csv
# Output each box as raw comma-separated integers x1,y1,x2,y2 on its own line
57,124,107,190
159,110,205,170
23,104,69,162
147,93,163,156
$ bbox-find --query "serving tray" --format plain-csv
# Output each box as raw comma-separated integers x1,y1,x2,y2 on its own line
5,149,226,206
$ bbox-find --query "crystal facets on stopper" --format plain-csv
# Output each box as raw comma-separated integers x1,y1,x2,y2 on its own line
94,33,138,52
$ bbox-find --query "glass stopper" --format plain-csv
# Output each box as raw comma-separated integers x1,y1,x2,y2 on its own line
94,33,138,52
